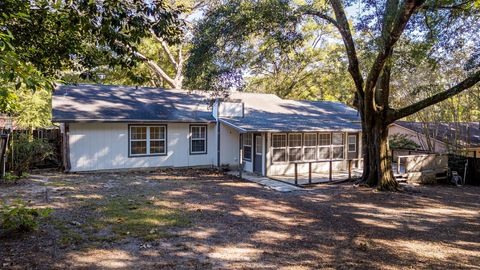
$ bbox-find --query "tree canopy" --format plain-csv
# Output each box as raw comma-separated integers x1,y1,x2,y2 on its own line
185,0,480,190
0,0,182,127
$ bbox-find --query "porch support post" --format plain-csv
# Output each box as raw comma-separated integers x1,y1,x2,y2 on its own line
308,162,312,184
348,159,352,179
294,163,298,185
329,160,333,181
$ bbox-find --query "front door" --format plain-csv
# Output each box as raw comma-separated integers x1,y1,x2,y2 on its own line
254,134,263,174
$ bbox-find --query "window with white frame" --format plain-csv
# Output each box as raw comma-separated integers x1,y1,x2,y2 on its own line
129,125,166,156
243,134,252,160
332,132,344,159
303,133,317,161
190,125,207,154
272,134,287,163
318,133,331,159
348,134,357,152
288,133,302,161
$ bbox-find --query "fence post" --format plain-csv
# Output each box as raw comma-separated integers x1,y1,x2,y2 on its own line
308,162,312,184
329,160,332,181
294,163,298,185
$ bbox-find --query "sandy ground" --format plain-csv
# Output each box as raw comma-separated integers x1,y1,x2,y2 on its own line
0,169,479,269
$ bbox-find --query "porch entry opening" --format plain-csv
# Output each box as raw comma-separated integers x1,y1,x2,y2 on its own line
254,134,263,174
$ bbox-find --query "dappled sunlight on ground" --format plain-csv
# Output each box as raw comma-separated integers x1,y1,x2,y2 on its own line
208,244,261,261
1,169,479,269
65,249,135,269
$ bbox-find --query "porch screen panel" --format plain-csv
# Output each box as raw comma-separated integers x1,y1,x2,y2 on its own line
272,134,287,163
332,132,344,159
303,133,317,161
288,133,302,161
348,134,357,152
318,133,331,159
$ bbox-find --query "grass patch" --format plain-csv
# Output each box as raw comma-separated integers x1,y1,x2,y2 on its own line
92,197,190,241
50,219,84,247
41,181,72,187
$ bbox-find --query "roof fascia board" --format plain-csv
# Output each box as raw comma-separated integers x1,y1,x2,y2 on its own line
52,119,216,124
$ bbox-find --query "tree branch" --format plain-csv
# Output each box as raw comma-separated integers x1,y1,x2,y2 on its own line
298,6,340,29
364,0,426,95
327,0,365,97
175,41,185,83
390,70,480,121
150,29,179,69
133,50,177,88
420,0,472,10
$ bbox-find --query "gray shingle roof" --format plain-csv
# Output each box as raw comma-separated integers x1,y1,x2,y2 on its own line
220,92,361,132
396,121,480,148
52,84,216,122
52,84,361,132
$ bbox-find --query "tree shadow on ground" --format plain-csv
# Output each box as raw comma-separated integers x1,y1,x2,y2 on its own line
1,170,479,269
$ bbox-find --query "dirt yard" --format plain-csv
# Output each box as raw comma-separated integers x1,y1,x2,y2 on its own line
0,169,479,269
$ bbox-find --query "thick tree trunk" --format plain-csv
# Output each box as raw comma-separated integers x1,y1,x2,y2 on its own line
362,120,399,191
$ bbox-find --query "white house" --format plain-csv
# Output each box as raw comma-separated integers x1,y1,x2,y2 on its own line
52,84,363,177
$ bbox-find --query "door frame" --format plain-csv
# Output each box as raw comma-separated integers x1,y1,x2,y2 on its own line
253,133,263,174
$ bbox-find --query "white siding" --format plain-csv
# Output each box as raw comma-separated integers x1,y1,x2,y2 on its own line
219,123,240,168
68,122,217,172
218,102,244,117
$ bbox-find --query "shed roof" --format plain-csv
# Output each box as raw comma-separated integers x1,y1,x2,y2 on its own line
395,121,480,148
52,84,216,122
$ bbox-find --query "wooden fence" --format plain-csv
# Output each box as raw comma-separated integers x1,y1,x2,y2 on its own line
1,127,62,171
449,154,480,185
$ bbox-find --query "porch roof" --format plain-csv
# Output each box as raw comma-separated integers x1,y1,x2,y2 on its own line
219,99,362,133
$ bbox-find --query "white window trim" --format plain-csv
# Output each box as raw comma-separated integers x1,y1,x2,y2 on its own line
348,134,357,153
129,125,167,157
272,133,288,163
190,125,207,154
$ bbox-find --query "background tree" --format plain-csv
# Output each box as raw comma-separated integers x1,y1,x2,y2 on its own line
1,0,182,128
185,0,480,190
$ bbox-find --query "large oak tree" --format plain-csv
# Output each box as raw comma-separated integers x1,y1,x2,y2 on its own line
185,0,480,190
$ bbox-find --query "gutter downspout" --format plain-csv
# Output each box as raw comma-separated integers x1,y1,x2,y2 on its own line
239,133,243,179
216,99,221,168
217,121,221,168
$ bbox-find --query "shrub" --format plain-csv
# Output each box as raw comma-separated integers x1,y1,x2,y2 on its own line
3,172,29,184
389,134,420,150
11,133,53,176
1,200,52,232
